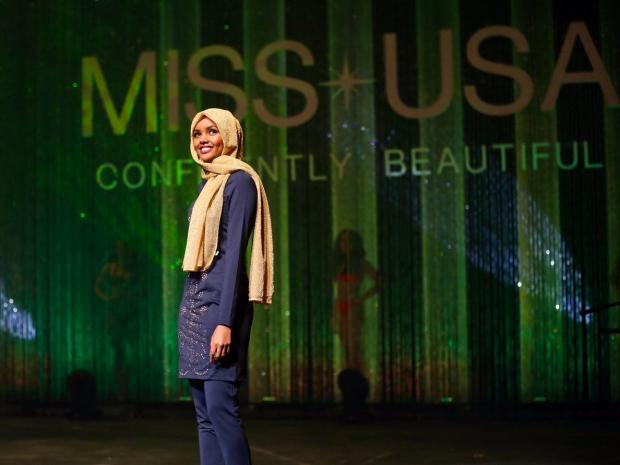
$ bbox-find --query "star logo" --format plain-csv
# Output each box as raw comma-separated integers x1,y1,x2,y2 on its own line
319,58,374,109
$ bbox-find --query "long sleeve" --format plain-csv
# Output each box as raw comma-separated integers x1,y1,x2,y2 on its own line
217,172,257,327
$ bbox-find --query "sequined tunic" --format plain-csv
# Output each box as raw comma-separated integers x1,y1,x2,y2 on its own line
177,171,257,383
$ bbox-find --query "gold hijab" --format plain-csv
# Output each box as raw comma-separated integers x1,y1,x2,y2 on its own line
182,108,274,305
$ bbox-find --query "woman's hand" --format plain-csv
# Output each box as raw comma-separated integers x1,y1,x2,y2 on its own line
210,325,232,364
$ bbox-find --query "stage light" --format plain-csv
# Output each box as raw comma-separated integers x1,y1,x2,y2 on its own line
337,369,370,423
0,290,36,340
67,370,100,420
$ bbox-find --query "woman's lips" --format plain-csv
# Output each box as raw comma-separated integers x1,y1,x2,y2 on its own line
199,146,213,154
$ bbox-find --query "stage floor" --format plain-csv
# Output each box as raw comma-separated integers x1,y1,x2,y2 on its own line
0,415,617,464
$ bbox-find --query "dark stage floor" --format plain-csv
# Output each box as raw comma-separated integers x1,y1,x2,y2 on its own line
0,413,618,464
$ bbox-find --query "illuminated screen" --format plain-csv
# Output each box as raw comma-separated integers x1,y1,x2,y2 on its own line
1,0,619,404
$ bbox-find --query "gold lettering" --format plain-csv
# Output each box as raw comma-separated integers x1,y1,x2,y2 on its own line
542,22,619,109
254,41,318,127
384,31,453,118
166,50,180,131
465,26,533,115
82,52,157,137
186,45,247,119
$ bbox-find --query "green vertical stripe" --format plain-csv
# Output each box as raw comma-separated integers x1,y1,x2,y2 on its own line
243,0,291,403
416,0,469,403
600,0,620,402
512,0,564,402
327,0,380,400
158,0,202,401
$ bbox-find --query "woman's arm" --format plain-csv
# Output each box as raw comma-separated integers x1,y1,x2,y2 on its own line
359,259,382,302
210,172,257,363
94,263,115,301
216,172,258,327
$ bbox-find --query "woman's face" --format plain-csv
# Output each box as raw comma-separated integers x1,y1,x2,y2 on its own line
193,117,224,162
339,231,351,254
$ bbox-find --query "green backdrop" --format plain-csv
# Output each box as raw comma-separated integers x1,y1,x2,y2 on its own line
1,0,619,405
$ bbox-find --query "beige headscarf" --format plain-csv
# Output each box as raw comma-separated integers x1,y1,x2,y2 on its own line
182,108,274,305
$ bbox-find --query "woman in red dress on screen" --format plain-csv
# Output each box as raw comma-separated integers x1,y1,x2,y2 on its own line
332,229,382,372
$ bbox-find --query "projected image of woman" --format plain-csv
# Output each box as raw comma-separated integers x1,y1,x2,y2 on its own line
177,108,274,465
94,240,139,404
332,229,382,373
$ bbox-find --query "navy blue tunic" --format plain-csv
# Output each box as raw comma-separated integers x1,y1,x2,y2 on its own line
177,171,257,383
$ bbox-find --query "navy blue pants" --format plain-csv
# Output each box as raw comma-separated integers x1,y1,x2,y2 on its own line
189,379,252,465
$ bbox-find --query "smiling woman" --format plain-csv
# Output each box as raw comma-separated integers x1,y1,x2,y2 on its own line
177,108,274,465
193,117,224,162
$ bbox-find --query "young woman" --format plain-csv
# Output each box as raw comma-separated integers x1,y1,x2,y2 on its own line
332,229,381,372
177,108,274,465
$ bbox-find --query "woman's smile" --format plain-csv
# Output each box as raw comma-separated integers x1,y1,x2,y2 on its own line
199,144,214,154
193,116,224,161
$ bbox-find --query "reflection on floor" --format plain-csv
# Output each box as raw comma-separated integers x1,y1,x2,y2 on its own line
0,414,618,464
